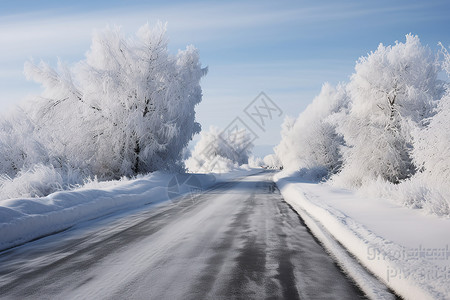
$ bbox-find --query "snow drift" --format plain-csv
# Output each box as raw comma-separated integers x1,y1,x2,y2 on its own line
0,172,218,251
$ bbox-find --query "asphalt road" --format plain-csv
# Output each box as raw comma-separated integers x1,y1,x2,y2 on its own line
0,171,367,299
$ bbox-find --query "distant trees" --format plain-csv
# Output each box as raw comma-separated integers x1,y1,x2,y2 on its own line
263,154,282,169
185,126,254,173
274,83,349,175
248,155,264,168
23,23,206,178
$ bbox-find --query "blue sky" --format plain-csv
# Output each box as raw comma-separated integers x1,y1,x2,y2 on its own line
1,0,449,155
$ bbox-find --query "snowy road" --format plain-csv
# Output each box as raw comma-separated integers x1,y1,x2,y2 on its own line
0,171,367,299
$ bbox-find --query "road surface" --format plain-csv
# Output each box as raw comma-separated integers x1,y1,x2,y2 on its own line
0,171,367,299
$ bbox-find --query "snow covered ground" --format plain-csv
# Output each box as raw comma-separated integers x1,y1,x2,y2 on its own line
275,172,450,300
0,168,260,252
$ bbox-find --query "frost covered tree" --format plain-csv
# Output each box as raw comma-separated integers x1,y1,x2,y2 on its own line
185,126,254,173
412,45,450,186
413,92,450,186
274,83,348,174
335,34,441,186
25,23,206,178
263,154,282,169
248,156,264,168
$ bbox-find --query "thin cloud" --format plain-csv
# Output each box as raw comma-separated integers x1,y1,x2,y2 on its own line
0,0,448,143
0,1,442,63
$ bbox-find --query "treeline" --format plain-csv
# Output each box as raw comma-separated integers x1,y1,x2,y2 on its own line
275,35,450,216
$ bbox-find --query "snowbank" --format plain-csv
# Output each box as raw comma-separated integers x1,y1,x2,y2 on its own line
0,168,260,252
275,172,450,300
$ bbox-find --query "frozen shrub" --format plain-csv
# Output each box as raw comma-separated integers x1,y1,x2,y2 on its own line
0,164,63,200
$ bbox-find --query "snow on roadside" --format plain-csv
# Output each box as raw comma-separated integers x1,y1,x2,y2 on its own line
0,168,261,252
275,172,450,300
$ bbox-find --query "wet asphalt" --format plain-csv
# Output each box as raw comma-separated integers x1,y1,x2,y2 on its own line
0,171,368,299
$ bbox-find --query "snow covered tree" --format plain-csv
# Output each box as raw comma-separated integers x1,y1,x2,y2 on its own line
335,34,440,187
412,44,450,186
248,155,264,168
413,92,450,186
0,109,50,178
274,83,348,174
185,126,254,173
24,23,206,178
263,154,282,169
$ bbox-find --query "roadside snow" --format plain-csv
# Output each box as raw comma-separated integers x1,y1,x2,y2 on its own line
275,172,450,300
0,168,261,252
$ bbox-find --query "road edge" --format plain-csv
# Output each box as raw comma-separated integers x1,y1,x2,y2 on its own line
274,176,437,300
